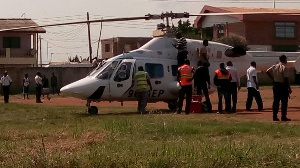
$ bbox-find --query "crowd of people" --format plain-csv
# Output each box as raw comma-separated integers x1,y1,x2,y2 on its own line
0,33,293,122
168,33,292,121
0,72,59,104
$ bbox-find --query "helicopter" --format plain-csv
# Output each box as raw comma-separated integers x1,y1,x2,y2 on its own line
1,11,299,114
60,36,255,114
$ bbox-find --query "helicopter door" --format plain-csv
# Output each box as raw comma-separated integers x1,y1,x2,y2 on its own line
109,59,135,98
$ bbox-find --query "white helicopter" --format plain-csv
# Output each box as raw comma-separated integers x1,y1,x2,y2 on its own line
60,36,254,114
2,12,299,114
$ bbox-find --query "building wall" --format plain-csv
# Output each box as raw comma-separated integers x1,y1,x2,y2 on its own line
101,37,152,59
0,67,93,94
227,22,246,37
244,21,300,46
0,33,37,67
202,15,240,28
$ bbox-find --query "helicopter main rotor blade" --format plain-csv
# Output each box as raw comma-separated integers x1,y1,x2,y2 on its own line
0,16,151,32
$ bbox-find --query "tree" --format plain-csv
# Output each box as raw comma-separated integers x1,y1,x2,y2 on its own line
171,20,201,40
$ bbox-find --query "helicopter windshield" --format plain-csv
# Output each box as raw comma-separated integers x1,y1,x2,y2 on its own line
88,60,119,79
95,61,119,80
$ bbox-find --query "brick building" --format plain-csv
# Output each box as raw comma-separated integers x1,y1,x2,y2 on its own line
101,37,152,59
194,6,300,51
0,19,46,67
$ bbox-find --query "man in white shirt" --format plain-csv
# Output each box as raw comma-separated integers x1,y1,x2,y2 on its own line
246,61,263,111
35,72,43,103
226,61,241,113
0,71,13,103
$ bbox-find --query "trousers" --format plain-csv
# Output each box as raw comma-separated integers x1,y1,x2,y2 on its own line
2,86,10,103
36,85,42,102
246,87,263,110
136,91,148,114
177,85,192,114
196,83,212,112
217,87,231,113
272,82,289,118
228,82,238,112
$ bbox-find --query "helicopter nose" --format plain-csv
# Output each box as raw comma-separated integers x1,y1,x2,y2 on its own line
60,76,100,99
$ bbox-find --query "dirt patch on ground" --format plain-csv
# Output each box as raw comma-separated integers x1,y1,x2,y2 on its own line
3,86,300,121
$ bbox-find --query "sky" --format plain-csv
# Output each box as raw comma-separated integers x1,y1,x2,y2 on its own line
1,0,300,63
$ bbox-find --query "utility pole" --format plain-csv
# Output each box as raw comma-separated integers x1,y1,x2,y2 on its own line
39,35,42,67
96,20,103,58
87,12,93,63
47,41,48,61
51,53,54,62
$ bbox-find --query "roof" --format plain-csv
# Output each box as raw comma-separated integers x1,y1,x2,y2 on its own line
194,5,300,28
217,6,300,13
0,19,46,33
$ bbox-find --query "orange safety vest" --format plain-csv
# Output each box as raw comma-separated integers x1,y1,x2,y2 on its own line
178,64,193,86
215,69,231,79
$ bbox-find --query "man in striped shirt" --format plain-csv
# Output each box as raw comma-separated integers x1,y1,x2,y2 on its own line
173,32,188,67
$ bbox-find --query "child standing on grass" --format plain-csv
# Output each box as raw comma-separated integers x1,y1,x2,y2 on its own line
23,74,30,99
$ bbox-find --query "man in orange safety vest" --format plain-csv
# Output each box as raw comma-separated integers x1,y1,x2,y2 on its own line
176,59,194,114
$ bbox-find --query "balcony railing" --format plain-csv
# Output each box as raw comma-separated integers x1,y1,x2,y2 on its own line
10,49,36,58
0,50,6,58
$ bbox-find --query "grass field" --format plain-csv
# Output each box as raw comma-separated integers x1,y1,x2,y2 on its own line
0,103,299,167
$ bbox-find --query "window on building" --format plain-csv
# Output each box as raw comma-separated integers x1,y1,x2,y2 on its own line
275,22,295,38
217,24,225,38
105,44,110,52
3,37,21,48
145,63,164,78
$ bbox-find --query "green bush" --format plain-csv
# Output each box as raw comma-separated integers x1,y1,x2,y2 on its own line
215,35,248,51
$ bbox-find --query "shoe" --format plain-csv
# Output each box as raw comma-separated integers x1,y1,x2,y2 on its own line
36,101,43,103
246,109,252,111
258,109,264,111
281,117,291,121
273,117,280,121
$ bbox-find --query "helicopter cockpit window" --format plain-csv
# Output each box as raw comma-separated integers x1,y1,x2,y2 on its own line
114,62,132,82
88,61,108,76
96,61,119,80
145,63,164,78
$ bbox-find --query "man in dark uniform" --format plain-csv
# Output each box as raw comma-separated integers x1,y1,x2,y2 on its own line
266,55,292,121
176,59,194,114
214,63,232,113
193,61,212,112
51,72,59,95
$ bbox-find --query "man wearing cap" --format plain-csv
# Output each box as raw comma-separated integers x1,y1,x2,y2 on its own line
0,71,13,103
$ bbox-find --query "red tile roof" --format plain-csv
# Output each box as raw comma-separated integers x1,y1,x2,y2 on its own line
218,6,300,13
